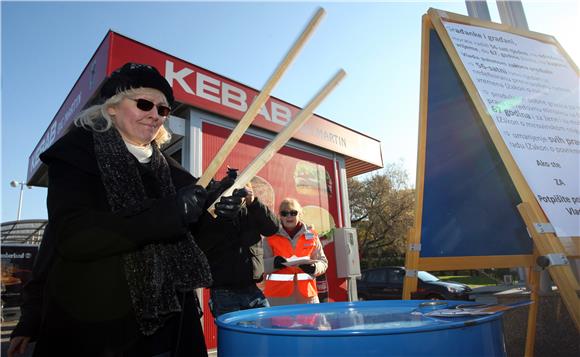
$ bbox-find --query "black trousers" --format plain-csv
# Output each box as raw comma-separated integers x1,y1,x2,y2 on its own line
33,292,207,357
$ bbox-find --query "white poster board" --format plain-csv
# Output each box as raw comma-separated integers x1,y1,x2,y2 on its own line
442,21,580,238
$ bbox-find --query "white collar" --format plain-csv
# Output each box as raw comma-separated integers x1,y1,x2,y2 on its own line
124,141,153,163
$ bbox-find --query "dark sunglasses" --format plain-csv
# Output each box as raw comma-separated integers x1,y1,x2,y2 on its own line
129,98,171,117
280,210,298,217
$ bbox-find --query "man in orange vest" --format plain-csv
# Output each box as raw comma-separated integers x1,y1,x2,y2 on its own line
264,198,328,306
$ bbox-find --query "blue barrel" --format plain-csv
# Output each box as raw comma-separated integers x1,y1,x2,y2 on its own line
216,300,506,357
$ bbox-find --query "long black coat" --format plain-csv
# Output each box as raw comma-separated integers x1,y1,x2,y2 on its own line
36,126,207,356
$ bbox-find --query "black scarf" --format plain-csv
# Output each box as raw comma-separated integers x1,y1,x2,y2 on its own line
92,120,212,335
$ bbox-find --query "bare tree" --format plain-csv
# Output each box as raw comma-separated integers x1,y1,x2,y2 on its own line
348,163,415,269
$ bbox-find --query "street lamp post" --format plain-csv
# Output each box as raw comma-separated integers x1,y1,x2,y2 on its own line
10,180,31,221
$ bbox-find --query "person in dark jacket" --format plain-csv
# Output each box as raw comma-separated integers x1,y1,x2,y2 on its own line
7,62,241,357
195,179,279,318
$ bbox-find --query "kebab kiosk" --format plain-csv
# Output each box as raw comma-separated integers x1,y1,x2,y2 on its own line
26,31,383,348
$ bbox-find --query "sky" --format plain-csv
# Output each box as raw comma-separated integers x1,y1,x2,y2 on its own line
1,0,579,222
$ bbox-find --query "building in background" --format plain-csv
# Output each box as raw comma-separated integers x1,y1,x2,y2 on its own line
1,220,46,315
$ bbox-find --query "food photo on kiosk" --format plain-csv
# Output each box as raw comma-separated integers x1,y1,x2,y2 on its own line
3,2,580,357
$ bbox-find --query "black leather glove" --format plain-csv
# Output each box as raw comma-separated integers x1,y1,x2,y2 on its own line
206,167,238,206
299,264,316,275
273,256,287,269
226,166,239,180
214,195,243,220
177,184,208,225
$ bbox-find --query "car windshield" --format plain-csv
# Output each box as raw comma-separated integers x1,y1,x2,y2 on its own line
417,271,440,282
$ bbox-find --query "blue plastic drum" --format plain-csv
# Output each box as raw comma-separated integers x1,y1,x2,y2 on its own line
216,300,506,357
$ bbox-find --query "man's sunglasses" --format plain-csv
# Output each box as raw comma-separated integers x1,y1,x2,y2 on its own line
129,98,171,117
280,210,298,217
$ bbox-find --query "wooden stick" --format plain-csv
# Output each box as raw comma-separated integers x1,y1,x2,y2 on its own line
208,69,346,216
196,7,326,188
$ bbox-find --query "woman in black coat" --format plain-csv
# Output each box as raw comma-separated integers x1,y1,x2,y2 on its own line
9,63,240,357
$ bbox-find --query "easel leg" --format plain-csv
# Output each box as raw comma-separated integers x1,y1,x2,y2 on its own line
524,262,539,357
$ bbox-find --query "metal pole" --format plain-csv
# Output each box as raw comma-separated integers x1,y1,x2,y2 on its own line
10,180,29,221
465,0,491,21
17,183,24,221
496,0,529,30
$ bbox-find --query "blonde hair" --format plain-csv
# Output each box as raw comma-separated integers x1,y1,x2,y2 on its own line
279,198,303,219
74,87,171,146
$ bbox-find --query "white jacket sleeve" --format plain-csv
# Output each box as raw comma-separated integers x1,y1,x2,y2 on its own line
311,236,328,277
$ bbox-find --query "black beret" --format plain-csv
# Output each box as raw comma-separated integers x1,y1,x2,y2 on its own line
99,63,174,106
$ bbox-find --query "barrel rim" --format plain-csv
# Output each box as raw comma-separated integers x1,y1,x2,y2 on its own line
216,300,504,337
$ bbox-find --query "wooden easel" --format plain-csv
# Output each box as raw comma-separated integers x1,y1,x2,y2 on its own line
404,8,579,356
518,202,580,328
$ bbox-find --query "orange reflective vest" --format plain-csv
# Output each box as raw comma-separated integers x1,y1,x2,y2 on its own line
265,228,319,298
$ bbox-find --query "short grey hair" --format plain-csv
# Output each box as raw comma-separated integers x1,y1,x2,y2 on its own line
279,198,304,220
74,87,171,146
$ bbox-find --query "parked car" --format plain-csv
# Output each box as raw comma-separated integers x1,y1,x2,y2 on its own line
356,266,472,301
